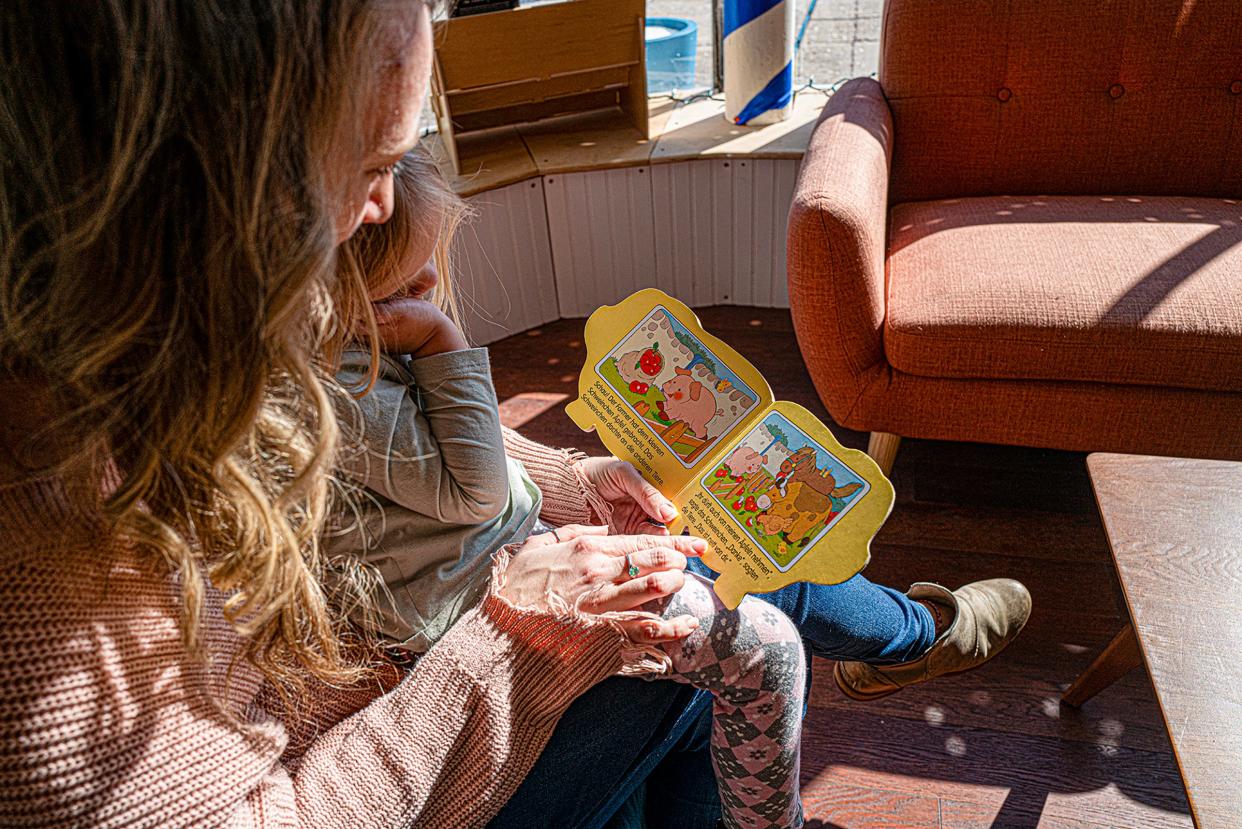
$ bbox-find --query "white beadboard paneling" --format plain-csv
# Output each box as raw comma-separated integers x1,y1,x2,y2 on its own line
544,167,658,318
730,158,755,306
653,159,726,308
649,157,799,309
619,168,660,299
770,158,800,308
727,157,800,308
710,160,734,305
750,159,778,307
541,173,578,316
454,178,558,345
456,157,800,341
690,160,717,307
652,162,693,303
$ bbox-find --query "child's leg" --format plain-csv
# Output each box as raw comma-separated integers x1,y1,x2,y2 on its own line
652,573,806,829
687,557,937,665
681,559,1030,705
774,574,939,664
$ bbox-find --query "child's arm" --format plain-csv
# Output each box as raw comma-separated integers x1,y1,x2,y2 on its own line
342,303,508,524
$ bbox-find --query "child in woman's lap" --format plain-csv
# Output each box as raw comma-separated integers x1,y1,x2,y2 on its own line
656,574,804,823
328,149,805,829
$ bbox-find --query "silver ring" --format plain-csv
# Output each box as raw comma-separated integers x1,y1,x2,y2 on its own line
551,527,563,543
623,553,640,579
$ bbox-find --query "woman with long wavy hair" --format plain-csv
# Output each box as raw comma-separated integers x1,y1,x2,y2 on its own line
0,2,709,825
0,0,1035,825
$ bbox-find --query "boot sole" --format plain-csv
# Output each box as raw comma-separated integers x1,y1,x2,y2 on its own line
833,636,1025,702
832,661,905,701
835,584,1032,702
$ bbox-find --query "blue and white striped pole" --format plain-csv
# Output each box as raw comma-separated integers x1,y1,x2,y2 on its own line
723,0,795,126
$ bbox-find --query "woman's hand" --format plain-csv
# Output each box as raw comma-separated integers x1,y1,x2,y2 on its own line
576,456,678,535
371,296,467,358
499,525,706,644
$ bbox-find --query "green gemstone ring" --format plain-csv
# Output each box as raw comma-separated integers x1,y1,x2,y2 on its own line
625,554,639,579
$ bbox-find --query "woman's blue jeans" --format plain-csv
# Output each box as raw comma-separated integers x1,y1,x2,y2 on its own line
488,563,936,828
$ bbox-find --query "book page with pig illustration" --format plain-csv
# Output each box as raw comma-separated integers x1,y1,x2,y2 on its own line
566,289,773,498
567,289,895,609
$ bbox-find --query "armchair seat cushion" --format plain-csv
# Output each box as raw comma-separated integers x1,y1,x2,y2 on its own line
885,195,1242,393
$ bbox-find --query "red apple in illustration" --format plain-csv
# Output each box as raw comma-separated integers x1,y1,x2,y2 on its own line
628,380,649,394
639,344,663,376
715,469,727,477
744,496,757,511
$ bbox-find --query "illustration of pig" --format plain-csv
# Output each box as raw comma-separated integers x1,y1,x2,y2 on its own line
725,446,767,476
659,367,722,439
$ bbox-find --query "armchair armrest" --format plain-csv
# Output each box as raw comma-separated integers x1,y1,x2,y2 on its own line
787,77,893,426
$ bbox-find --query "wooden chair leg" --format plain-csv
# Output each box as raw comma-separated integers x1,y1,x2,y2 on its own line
1062,623,1142,708
866,431,901,476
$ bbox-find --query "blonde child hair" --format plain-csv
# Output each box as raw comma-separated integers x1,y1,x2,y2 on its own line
343,145,472,330
329,147,475,643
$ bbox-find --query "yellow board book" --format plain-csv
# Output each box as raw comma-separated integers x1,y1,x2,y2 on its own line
566,289,895,609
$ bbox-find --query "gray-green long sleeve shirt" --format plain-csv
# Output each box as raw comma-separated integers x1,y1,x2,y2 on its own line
327,347,541,652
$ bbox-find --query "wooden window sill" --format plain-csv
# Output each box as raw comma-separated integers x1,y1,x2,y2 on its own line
426,89,832,197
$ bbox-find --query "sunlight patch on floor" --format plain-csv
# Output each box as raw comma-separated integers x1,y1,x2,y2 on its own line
498,392,569,429
1043,783,1188,826
808,764,1012,800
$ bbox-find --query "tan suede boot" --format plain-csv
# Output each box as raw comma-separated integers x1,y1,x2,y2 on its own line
834,579,1032,701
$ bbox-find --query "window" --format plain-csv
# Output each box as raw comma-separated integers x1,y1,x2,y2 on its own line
420,1,883,135
643,0,880,94
788,0,880,85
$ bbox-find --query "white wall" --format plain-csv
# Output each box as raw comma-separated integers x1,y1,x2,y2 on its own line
454,177,558,346
544,166,658,318
457,158,801,345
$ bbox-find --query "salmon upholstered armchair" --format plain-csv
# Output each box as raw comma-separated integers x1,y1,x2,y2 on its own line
787,0,1242,472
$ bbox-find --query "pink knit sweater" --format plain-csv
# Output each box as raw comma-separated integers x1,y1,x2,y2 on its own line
0,431,652,828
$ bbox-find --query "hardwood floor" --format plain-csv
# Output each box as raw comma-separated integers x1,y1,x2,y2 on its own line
487,307,1193,829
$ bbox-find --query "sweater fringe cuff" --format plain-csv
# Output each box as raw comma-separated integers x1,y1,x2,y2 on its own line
564,449,613,529
488,546,672,677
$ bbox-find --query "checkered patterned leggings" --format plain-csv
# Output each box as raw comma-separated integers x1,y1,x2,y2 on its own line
650,572,806,829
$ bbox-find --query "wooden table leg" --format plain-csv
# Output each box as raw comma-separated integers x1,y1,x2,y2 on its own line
1062,623,1142,708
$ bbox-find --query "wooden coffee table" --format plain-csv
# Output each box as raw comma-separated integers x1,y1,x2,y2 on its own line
1062,453,1242,829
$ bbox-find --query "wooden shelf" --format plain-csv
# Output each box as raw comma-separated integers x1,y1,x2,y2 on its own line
431,0,648,177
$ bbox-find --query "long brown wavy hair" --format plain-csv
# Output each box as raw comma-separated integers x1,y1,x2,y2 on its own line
0,1,431,690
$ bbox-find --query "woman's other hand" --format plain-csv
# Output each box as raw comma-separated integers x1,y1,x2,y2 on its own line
500,525,706,644
577,457,678,535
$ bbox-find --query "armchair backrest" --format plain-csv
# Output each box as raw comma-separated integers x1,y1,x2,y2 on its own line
879,0,1242,202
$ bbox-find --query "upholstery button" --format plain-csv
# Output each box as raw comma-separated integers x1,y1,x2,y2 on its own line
1231,80,1242,94
997,87,1012,102
1109,84,1125,99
